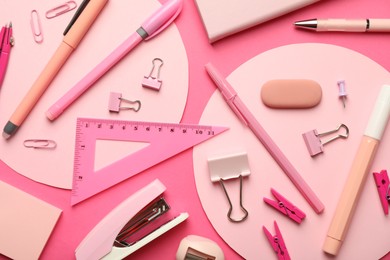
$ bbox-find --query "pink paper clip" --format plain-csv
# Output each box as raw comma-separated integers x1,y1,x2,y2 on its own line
45,1,78,19
264,188,306,224
108,92,141,113
302,124,349,156
23,139,57,149
373,169,390,215
263,221,291,260
30,10,43,43
142,58,163,91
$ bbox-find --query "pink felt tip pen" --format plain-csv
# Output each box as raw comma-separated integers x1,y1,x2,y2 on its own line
323,85,390,256
46,0,183,121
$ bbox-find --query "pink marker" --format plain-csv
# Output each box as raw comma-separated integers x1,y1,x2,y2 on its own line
323,85,390,256
46,0,183,121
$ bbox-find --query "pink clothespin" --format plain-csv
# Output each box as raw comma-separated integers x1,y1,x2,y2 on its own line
263,188,306,224
263,221,291,260
373,169,390,215
302,124,349,156
142,58,163,91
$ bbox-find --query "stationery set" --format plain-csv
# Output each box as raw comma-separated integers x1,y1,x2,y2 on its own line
1,0,390,259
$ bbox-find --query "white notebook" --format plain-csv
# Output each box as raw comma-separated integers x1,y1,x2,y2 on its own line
195,0,321,43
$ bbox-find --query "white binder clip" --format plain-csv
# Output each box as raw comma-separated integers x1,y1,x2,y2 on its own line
208,152,250,223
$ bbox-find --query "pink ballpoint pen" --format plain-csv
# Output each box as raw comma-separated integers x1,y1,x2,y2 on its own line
46,0,183,120
0,23,13,88
205,63,324,214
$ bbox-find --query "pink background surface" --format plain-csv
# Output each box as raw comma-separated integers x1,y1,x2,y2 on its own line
1,0,390,259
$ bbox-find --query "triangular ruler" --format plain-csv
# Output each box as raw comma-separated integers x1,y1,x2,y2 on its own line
71,118,228,205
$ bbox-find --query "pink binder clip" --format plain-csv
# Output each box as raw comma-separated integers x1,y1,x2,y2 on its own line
302,124,349,156
373,169,390,215
108,92,141,113
263,188,306,224
142,58,163,91
263,221,291,260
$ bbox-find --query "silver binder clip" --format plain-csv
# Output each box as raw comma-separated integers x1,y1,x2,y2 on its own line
142,58,164,91
208,152,250,223
302,123,349,156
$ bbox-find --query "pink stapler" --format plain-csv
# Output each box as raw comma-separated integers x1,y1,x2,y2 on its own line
263,221,291,260
263,188,306,224
373,169,390,215
75,179,189,259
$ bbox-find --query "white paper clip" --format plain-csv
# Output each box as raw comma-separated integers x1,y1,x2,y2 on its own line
108,92,141,113
45,1,78,19
23,139,57,149
208,152,250,223
30,10,43,43
142,58,164,91
302,124,349,156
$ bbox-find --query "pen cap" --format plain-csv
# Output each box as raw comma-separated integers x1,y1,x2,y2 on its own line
141,0,182,39
63,0,108,48
364,85,390,140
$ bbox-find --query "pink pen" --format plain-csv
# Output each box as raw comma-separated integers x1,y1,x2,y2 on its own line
46,0,183,121
205,63,324,214
0,23,13,88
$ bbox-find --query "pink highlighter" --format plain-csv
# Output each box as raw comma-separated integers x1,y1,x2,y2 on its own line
323,85,390,255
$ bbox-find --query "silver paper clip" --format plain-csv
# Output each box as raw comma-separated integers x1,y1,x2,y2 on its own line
30,10,43,43
46,1,78,19
23,139,57,149
108,92,141,113
142,58,164,91
208,152,250,223
303,124,349,156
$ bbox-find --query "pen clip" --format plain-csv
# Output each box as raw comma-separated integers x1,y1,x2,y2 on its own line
63,0,89,35
226,97,249,126
205,63,249,126
144,1,183,41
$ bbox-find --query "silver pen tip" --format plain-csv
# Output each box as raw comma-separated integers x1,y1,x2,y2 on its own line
294,19,318,30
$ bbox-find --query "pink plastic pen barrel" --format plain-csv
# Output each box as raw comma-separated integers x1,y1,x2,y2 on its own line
46,0,183,120
0,51,10,87
205,63,324,214
234,96,324,213
46,33,142,120
0,24,12,87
